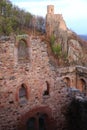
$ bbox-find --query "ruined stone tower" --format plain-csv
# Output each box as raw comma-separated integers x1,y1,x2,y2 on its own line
46,5,67,37
47,5,54,14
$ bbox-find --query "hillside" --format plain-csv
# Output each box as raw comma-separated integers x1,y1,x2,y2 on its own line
0,0,45,35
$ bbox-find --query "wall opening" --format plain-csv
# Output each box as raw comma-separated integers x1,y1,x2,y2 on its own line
63,77,71,87
43,81,50,96
51,9,53,13
19,84,27,104
39,114,47,130
78,79,86,93
26,117,36,130
26,113,47,130
18,39,29,63
19,106,56,130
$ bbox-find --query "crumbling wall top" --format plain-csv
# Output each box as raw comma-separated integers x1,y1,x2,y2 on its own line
16,34,29,42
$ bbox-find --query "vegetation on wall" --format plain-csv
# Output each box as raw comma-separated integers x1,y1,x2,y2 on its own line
50,34,55,45
50,34,60,56
50,34,68,65
52,44,62,57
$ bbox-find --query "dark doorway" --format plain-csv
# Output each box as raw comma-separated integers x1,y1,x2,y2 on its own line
26,117,36,130
26,114,47,130
20,107,56,130
39,114,46,130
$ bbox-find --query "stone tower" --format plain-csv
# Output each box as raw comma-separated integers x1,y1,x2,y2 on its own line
46,5,54,36
46,5,67,37
47,5,54,14
46,5,68,53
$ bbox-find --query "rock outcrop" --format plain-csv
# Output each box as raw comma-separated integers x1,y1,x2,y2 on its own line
46,5,87,66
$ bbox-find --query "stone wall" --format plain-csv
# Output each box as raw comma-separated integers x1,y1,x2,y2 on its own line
58,66,77,88
0,35,87,130
58,66,87,94
0,36,69,130
76,66,87,93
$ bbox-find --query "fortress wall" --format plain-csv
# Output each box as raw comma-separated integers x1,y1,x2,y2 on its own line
0,36,70,130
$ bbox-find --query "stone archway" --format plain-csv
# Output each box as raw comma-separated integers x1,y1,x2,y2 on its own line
19,106,56,130
77,78,86,93
14,35,31,64
18,39,29,63
26,113,48,130
63,77,71,87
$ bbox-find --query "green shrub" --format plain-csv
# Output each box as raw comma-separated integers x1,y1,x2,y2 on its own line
50,34,68,64
50,34,55,45
52,44,62,57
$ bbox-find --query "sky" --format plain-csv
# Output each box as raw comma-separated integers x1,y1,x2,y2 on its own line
10,0,87,34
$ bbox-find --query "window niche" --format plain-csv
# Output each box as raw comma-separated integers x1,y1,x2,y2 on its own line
19,84,27,104
26,114,47,130
43,81,50,96
18,39,29,63
63,77,71,87
78,79,86,93
14,35,31,65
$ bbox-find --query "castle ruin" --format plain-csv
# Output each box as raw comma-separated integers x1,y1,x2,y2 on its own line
0,5,87,130
46,5,67,36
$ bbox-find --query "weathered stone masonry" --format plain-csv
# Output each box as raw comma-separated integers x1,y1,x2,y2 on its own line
58,66,87,94
0,5,87,130
0,35,68,130
0,35,87,130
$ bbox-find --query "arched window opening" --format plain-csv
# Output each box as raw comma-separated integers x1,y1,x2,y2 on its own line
51,9,53,12
79,79,86,93
63,77,71,87
26,117,36,130
19,84,27,104
26,114,48,130
39,114,47,130
18,40,29,63
43,81,50,96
